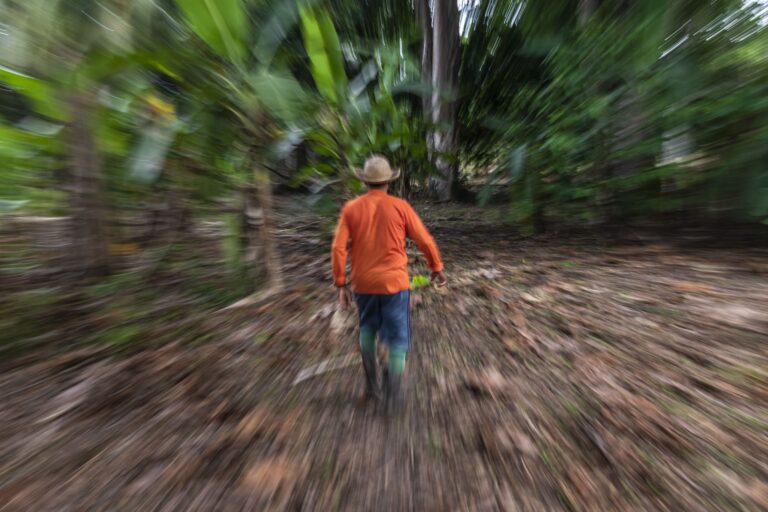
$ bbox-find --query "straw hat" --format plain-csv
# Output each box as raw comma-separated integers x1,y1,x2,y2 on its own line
355,155,400,184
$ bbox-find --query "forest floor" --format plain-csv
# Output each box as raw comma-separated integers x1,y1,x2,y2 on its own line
1,201,768,511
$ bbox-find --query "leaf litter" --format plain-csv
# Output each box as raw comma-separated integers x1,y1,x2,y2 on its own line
0,202,766,510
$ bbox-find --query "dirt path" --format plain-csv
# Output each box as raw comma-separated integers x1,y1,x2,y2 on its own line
1,214,767,511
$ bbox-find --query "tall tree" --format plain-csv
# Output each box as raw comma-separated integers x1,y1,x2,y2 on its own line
171,0,313,296
415,0,433,117
430,0,460,201
68,89,109,276
0,0,153,277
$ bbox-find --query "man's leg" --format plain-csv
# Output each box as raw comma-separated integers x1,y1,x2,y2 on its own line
385,345,407,411
355,293,381,402
381,290,410,412
387,346,407,376
359,326,379,399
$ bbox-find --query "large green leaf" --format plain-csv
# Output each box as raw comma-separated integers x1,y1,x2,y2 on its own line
269,127,306,161
248,70,310,123
175,0,247,63
129,121,181,183
253,1,301,65
316,11,347,93
0,66,67,121
0,125,61,154
0,200,29,213
299,6,347,105
349,60,378,98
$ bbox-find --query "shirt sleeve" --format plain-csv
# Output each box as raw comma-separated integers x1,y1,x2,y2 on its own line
331,207,351,286
404,203,444,273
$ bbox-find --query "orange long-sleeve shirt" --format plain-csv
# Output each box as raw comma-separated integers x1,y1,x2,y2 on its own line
331,189,443,294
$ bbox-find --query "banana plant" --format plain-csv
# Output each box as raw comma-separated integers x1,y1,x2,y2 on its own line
170,0,314,295
0,0,165,277
299,5,348,106
296,10,434,203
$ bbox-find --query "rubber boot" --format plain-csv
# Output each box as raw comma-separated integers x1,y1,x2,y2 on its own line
384,371,404,414
359,350,379,404
382,366,389,402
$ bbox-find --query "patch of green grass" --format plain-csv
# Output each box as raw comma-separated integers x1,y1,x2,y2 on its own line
730,407,768,431
189,280,242,306
186,330,215,347
539,448,555,469
429,432,443,457
221,213,241,272
561,397,581,416
85,271,143,299
323,457,335,480
556,485,576,511
637,303,680,318
0,287,66,354
722,364,766,386
97,324,143,349
253,330,272,346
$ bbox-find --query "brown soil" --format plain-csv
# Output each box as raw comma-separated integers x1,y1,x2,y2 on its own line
1,204,767,511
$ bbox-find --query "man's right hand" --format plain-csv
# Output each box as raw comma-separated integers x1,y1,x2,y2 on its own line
338,286,353,310
430,271,448,287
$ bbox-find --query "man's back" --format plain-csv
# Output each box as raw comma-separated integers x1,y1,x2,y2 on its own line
332,189,442,294
331,155,446,411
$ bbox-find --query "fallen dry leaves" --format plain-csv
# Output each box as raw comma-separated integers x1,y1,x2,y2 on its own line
0,202,766,510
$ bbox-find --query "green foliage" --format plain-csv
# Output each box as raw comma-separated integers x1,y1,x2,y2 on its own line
248,70,310,123
300,6,348,105
100,324,142,349
0,65,67,121
222,212,242,273
295,30,435,203
1,0,765,289
0,200,29,213
463,0,768,229
129,120,181,184
175,0,248,63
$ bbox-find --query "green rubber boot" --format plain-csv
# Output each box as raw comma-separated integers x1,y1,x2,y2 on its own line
384,370,404,414
384,347,406,414
360,349,380,401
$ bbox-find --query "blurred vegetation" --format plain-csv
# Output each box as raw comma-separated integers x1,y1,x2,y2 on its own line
462,0,768,233
1,0,766,285
1,4,767,507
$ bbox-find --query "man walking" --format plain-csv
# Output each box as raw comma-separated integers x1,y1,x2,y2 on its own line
331,155,447,412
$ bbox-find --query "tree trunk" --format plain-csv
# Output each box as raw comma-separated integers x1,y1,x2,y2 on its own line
415,0,433,117
579,0,630,226
604,1,651,225
396,162,412,200
431,0,460,202
402,170,412,200
68,90,109,277
240,181,259,283
578,0,598,25
254,166,283,291
526,168,546,234
610,90,652,167
416,0,436,201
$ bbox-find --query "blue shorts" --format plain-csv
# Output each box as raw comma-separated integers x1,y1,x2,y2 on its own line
354,290,411,349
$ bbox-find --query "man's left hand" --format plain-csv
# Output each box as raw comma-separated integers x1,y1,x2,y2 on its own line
430,271,448,287
338,286,353,310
